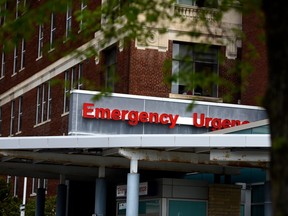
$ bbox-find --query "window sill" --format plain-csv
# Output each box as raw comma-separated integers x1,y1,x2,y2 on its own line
169,93,223,103
34,119,51,128
15,131,22,135
19,67,25,72
63,37,71,44
36,56,43,61
61,112,69,117
48,48,55,53
30,193,37,197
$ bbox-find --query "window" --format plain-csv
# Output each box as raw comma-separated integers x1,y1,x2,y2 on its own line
169,200,207,216
10,100,15,135
13,176,18,197
17,96,23,133
37,24,44,58
65,6,72,38
15,0,26,18
31,178,38,196
16,0,20,19
79,0,87,31
10,98,23,135
104,46,117,92
50,13,56,50
172,42,218,97
0,47,5,78
78,63,83,89
177,0,218,8
0,2,7,25
63,64,83,113
20,39,25,70
13,46,18,75
36,82,51,125
6,176,11,184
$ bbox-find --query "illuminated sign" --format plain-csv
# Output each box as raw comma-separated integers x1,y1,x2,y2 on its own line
82,103,250,130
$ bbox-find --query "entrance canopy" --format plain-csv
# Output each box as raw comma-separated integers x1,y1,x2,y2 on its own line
0,133,270,180
0,91,270,180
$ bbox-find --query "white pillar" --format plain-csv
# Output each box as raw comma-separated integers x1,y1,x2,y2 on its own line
126,159,139,216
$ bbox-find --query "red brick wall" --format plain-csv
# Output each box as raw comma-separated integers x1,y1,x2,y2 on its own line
128,41,171,98
241,11,268,106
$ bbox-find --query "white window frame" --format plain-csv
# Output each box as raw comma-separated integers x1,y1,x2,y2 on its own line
63,70,70,113
47,83,52,120
63,65,82,113
20,39,25,70
0,47,4,78
50,13,56,50
31,178,37,196
78,63,83,89
79,1,87,31
10,100,15,135
13,46,18,75
65,6,72,39
36,82,51,125
36,86,41,125
17,96,23,133
6,176,11,184
16,0,20,19
0,2,7,25
172,42,219,97
13,176,18,197
37,24,44,58
41,84,46,123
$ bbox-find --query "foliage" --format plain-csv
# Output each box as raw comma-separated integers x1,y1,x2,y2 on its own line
0,178,21,216
0,178,56,216
25,195,56,216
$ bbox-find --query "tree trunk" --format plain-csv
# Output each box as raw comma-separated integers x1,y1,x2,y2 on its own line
263,1,288,215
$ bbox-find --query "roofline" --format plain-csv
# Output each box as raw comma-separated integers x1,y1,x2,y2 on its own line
0,134,271,150
71,90,266,111
208,119,269,134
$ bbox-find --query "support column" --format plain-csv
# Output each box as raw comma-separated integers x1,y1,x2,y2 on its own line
126,159,139,216
94,167,107,216
264,181,272,216
56,175,67,216
36,179,45,216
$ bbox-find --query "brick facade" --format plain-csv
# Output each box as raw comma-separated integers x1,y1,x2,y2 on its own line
208,184,241,216
0,0,268,212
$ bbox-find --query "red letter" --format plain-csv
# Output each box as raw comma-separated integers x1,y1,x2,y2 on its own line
82,103,94,118
193,113,205,127
169,114,179,129
241,120,250,125
149,113,159,124
128,111,139,126
231,120,241,127
111,109,121,120
221,119,231,129
160,113,169,125
121,110,129,121
139,112,148,123
211,118,221,130
205,117,212,128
